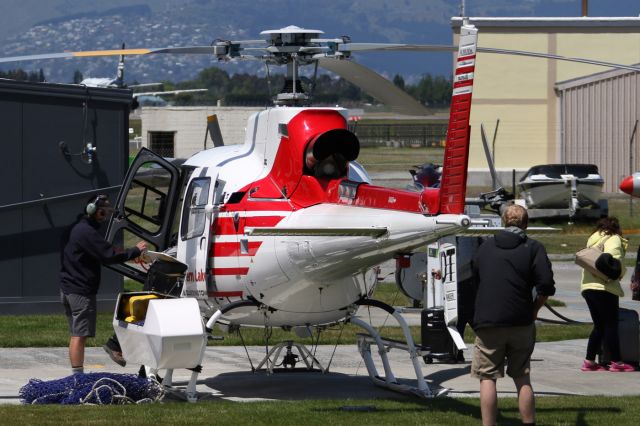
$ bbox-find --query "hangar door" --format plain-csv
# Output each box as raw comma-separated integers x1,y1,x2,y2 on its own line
557,69,640,193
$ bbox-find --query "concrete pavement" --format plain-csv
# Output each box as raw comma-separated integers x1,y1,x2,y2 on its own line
1,262,639,404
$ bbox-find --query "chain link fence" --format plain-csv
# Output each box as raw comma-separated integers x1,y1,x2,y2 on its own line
148,131,176,158
351,123,448,148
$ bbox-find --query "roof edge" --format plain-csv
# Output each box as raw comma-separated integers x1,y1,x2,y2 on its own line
555,64,640,91
451,16,640,28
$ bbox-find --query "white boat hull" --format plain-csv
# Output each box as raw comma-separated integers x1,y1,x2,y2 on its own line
518,164,604,209
520,180,603,209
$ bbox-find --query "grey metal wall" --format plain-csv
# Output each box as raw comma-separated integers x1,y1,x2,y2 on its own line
0,79,132,315
557,70,640,193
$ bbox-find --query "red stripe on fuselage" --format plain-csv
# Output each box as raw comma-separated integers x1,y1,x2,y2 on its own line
333,184,426,213
213,241,262,256
212,267,249,276
208,290,243,298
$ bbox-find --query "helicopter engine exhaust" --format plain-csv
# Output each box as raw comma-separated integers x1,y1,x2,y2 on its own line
304,128,360,179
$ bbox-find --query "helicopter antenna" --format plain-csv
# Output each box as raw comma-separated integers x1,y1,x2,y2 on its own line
115,42,125,88
264,62,273,101
309,60,319,101
292,55,297,96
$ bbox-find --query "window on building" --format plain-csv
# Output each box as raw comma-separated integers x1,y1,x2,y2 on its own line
148,131,175,158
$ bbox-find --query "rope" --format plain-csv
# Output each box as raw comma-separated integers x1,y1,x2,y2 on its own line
311,326,321,359
20,372,164,405
237,327,256,372
263,312,273,370
325,321,346,372
377,286,401,333
538,302,591,325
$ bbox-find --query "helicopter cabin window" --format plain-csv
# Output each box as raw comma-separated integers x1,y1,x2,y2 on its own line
148,131,175,158
181,178,211,240
123,161,172,234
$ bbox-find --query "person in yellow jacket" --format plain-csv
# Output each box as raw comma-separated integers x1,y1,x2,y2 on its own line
580,217,635,372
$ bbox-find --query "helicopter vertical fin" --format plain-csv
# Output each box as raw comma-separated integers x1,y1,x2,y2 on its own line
438,23,477,214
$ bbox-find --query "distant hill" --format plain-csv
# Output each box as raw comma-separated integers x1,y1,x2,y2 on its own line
1,0,638,84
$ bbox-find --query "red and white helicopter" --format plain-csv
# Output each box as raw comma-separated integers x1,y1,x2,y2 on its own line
106,24,479,400
4,22,639,401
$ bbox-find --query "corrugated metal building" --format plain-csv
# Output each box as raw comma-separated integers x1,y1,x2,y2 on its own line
556,68,640,192
0,79,132,314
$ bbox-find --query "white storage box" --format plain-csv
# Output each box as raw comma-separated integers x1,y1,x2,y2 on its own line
113,294,206,369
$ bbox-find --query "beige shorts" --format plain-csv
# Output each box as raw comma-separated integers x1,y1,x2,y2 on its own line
471,324,536,380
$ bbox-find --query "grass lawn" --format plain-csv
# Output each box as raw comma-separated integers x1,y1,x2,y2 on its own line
357,146,445,173
0,282,591,348
0,303,592,348
1,396,639,425
522,197,640,260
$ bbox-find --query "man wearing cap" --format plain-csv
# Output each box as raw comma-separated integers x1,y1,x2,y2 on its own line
471,204,555,426
60,194,147,375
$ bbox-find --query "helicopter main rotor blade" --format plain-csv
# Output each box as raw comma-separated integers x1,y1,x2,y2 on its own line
4,42,638,73
318,58,428,116
341,43,455,53
479,47,640,72
0,46,229,64
134,88,208,97
341,43,640,72
0,48,150,63
480,123,503,190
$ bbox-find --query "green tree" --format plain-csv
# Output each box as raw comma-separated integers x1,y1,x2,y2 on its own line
117,66,452,108
413,73,434,106
72,70,84,84
195,67,231,101
431,75,452,106
392,74,405,90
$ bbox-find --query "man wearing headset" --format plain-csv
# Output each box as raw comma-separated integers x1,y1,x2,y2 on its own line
60,194,147,375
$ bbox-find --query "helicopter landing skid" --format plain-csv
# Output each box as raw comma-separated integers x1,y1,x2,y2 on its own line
350,308,449,398
254,340,326,374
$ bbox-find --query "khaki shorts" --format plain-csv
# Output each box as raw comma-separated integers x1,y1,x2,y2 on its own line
471,324,536,380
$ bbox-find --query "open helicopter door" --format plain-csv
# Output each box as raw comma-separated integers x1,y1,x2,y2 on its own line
106,148,181,282
177,167,222,300
424,241,466,352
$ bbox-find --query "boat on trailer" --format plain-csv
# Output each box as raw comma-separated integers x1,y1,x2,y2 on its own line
518,164,604,209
